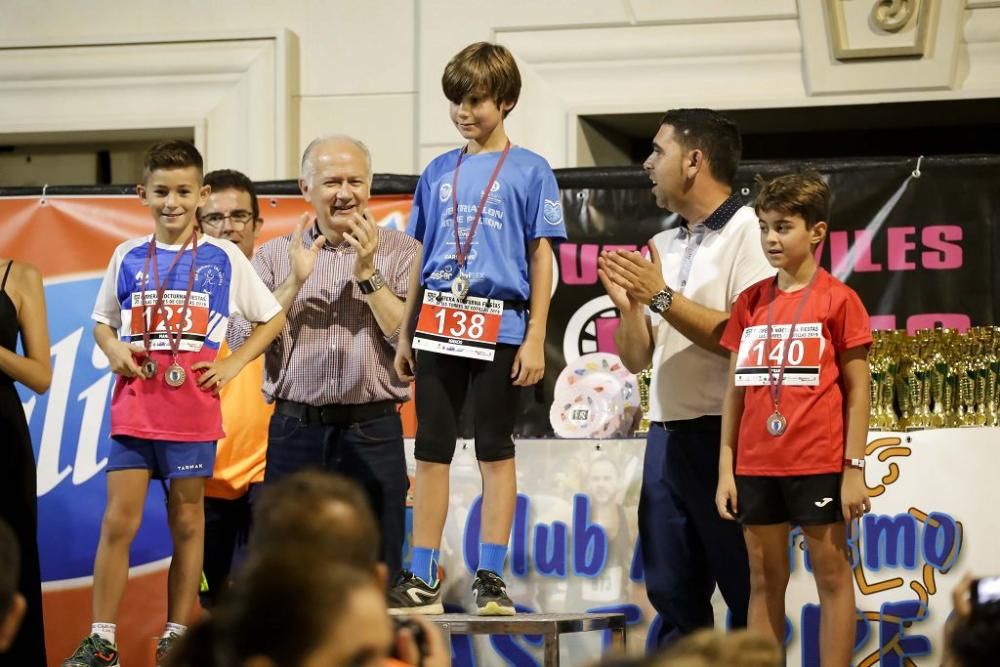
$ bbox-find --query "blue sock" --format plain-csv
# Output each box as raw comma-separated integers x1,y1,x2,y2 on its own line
410,547,439,586
478,542,508,577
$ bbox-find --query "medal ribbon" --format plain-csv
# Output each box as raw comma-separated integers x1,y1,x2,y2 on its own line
139,232,199,362
765,270,820,413
450,139,511,274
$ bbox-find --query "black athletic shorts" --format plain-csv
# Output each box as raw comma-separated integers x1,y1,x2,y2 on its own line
413,344,521,464
735,473,843,526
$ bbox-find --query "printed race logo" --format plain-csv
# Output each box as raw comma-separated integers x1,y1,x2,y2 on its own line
18,275,171,583
438,182,452,202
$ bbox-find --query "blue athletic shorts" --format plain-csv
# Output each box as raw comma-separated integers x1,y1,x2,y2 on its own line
108,436,217,480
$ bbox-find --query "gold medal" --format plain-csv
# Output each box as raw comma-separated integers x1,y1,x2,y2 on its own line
165,362,186,387
451,273,471,300
140,358,158,380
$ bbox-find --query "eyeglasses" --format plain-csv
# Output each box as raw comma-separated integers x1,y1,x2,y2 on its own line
200,210,254,227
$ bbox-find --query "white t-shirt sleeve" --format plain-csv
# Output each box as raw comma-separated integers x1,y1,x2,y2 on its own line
228,248,282,323
729,217,776,304
92,246,124,330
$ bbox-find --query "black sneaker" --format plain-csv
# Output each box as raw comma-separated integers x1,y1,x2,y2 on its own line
62,635,120,667
388,569,444,615
472,569,515,616
156,631,180,666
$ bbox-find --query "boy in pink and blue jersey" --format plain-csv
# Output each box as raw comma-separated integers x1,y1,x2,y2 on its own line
63,141,285,667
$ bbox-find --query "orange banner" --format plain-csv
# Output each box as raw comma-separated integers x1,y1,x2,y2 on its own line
0,192,415,666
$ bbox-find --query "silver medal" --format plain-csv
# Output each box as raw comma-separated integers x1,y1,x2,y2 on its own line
140,358,158,380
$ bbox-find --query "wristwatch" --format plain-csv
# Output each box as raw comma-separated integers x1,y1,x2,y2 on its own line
843,457,865,470
649,286,673,315
357,269,386,295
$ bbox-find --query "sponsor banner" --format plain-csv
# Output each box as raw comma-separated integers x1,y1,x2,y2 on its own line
408,430,993,666
0,192,413,665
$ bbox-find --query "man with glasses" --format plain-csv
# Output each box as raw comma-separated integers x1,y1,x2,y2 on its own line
195,169,272,608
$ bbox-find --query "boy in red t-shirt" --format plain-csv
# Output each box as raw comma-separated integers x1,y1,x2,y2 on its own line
716,172,871,665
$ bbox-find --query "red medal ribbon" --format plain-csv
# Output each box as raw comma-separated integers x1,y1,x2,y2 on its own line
450,139,511,274
139,232,199,362
765,270,820,412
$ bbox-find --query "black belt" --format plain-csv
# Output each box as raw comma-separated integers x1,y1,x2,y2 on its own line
652,415,722,431
275,399,399,425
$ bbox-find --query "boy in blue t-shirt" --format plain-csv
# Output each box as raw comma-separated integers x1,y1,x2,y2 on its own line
391,42,566,615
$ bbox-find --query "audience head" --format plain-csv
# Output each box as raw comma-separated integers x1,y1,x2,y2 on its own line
167,551,392,667
250,470,384,582
648,629,782,667
944,574,1000,666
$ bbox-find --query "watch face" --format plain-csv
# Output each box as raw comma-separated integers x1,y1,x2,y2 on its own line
651,291,669,313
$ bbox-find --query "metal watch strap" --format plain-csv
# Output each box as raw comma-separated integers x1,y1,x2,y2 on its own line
650,287,673,314
357,269,385,295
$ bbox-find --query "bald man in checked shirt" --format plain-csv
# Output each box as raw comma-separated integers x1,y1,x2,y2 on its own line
229,135,419,578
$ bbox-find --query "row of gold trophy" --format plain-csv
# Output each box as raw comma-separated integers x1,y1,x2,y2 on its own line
631,327,1000,436
870,327,1000,431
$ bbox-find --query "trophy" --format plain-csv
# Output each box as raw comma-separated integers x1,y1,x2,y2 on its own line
868,331,884,430
928,344,948,429
635,368,652,436
864,325,1000,431
988,327,1000,427
957,356,977,427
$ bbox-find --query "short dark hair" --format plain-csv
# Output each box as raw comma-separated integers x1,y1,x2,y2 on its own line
251,470,380,569
948,601,1000,667
142,140,203,182
754,171,830,228
203,169,260,222
658,109,742,186
442,42,522,117
205,553,376,667
0,519,19,619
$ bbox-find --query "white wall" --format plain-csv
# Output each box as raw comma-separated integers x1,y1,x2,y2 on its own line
1,0,998,179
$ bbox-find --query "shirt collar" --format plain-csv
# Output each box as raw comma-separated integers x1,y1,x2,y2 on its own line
679,193,743,234
307,219,353,252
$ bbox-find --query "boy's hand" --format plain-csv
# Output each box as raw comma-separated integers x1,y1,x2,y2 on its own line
598,252,644,316
394,338,416,383
511,336,544,386
715,475,739,520
192,356,245,395
289,213,326,285
344,210,379,281
102,340,146,378
841,469,871,521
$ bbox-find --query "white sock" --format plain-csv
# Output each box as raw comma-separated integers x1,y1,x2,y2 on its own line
163,622,187,638
91,623,116,644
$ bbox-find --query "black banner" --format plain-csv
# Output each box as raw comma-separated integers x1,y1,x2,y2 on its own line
526,155,999,436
